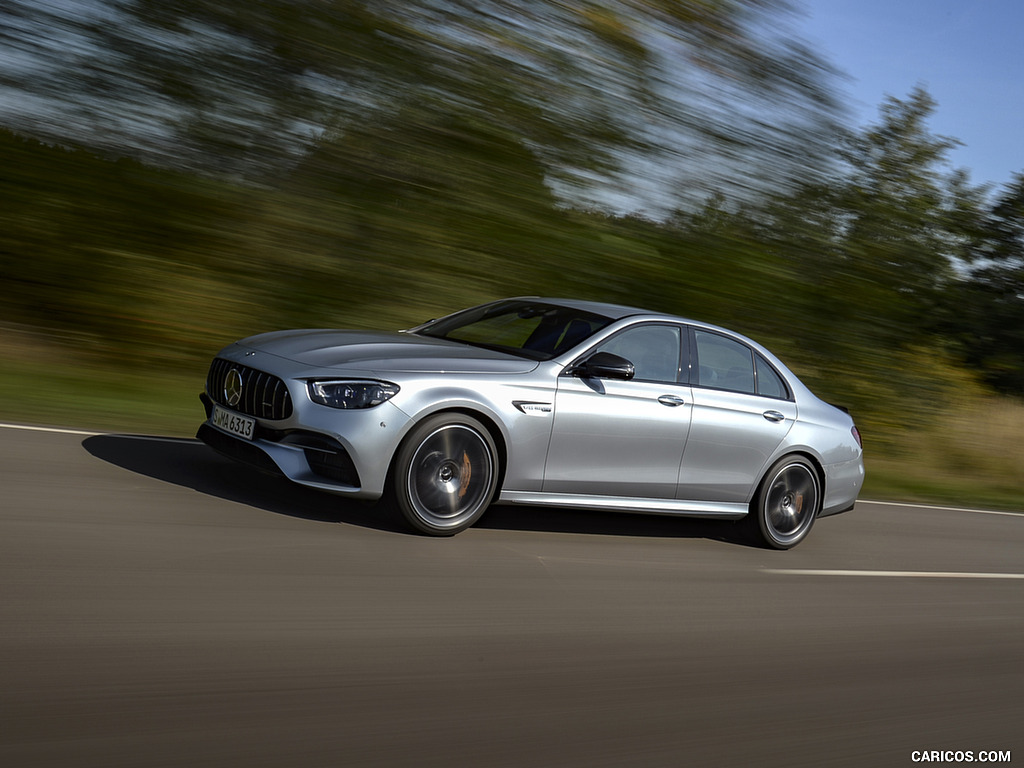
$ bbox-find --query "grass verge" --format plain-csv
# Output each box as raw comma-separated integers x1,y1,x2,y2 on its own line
860,394,1023,512
0,353,205,437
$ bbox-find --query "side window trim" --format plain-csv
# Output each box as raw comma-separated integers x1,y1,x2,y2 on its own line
684,325,696,385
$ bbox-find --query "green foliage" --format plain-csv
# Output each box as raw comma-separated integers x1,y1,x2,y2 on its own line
939,173,1024,393
0,129,267,364
948,262,1024,394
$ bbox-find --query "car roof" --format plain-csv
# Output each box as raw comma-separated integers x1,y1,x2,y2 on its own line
516,296,689,324
518,297,776,356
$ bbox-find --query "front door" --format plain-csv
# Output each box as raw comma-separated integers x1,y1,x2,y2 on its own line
543,324,692,499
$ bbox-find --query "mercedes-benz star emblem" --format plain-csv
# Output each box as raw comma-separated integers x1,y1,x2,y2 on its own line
224,368,244,407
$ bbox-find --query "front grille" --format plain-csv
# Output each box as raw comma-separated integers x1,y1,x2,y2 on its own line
206,357,293,421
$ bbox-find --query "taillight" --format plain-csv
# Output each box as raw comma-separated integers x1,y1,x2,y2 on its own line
852,426,862,448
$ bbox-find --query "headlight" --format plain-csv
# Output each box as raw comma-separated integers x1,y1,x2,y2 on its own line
307,380,399,409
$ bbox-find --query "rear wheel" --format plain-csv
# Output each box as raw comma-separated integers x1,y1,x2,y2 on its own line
750,456,820,549
388,413,499,536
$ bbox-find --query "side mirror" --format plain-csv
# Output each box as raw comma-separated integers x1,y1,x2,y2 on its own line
573,351,635,380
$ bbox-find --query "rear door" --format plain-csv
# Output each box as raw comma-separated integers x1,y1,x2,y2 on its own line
677,329,796,503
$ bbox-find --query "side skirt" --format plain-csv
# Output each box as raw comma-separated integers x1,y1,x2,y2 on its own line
497,490,749,520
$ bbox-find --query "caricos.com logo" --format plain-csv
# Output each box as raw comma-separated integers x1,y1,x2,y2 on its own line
911,751,1012,763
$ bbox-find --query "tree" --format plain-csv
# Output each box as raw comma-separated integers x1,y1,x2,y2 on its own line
947,173,1024,393
740,87,999,432
770,87,987,347
836,87,965,326
1,1,839,207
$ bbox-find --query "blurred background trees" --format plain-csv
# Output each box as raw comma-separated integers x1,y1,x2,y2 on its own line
1,0,1023,447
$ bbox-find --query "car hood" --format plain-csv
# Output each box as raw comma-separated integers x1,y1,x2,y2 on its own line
236,329,540,374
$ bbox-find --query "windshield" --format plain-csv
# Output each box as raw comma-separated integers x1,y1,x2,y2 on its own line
412,300,614,361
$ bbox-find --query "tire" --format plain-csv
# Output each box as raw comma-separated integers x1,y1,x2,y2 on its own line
749,456,821,549
388,413,499,536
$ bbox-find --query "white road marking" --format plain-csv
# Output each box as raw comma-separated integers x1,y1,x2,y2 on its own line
857,499,1021,517
0,422,196,443
0,422,100,436
766,569,1024,580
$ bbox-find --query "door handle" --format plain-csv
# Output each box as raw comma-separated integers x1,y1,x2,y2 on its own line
763,410,786,423
658,395,686,407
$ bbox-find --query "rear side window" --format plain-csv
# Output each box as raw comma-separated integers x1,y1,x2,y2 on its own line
694,331,754,394
693,330,791,399
755,354,790,399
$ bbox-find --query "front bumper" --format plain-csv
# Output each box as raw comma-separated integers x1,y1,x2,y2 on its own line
198,392,406,499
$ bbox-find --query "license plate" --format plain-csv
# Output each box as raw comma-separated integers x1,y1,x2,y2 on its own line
211,404,255,440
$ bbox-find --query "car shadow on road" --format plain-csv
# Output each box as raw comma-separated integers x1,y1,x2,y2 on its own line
479,504,751,545
82,434,758,546
82,433,396,531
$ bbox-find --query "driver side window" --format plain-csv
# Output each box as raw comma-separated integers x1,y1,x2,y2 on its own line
593,325,682,383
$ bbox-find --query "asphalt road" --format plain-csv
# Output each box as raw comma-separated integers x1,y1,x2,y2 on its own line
1,424,1021,768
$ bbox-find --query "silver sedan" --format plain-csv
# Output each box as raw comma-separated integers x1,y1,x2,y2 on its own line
198,298,864,548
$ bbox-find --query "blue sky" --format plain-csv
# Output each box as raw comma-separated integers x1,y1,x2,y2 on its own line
799,0,1024,191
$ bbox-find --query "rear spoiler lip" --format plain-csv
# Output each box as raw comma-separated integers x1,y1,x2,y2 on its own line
828,402,851,414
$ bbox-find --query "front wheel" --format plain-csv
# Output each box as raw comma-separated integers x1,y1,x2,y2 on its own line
387,413,499,536
749,456,821,549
